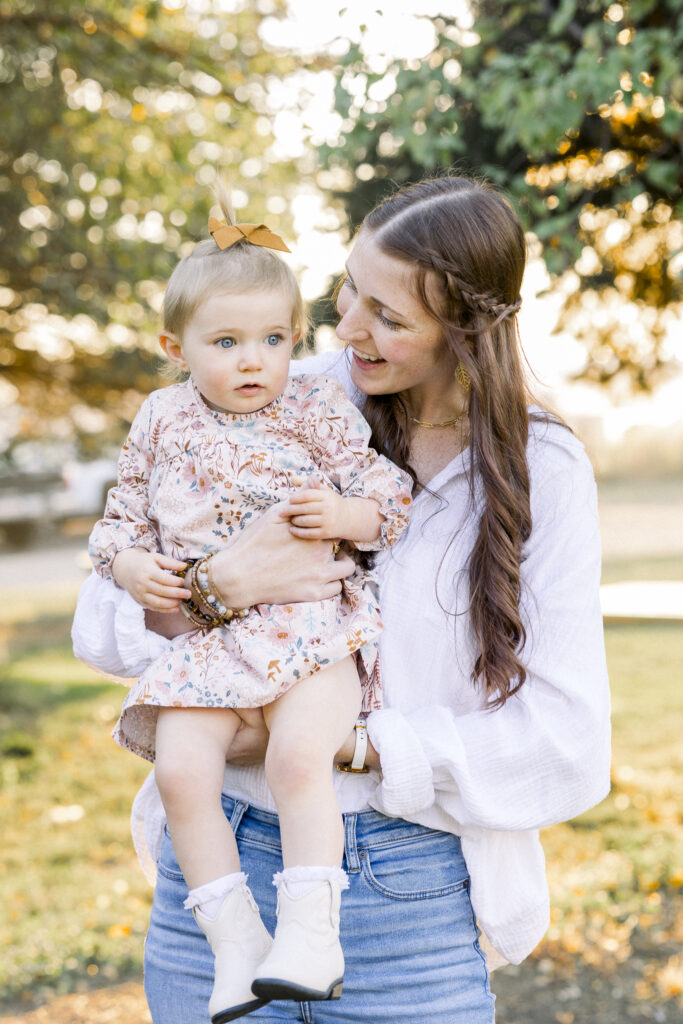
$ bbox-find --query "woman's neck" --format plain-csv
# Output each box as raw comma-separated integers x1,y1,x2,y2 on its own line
404,379,468,427
409,421,469,489
401,377,470,487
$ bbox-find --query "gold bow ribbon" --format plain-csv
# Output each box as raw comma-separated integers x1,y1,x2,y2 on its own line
209,217,291,253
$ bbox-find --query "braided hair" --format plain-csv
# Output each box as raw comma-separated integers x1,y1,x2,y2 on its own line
360,175,547,709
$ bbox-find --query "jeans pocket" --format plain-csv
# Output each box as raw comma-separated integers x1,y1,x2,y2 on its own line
360,832,469,901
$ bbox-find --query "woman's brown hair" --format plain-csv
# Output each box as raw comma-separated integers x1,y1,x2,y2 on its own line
361,174,547,709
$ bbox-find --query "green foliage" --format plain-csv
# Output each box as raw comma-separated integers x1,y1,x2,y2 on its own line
0,0,308,454
321,0,683,390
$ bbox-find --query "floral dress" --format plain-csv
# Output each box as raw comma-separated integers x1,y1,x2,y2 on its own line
89,374,413,762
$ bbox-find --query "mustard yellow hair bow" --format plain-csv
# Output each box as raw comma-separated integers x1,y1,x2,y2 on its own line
209,217,291,253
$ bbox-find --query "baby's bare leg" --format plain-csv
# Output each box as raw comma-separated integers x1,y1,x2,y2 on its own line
263,657,362,867
155,707,241,890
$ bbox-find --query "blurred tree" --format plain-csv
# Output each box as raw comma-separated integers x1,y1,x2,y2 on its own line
0,0,310,457
321,0,682,390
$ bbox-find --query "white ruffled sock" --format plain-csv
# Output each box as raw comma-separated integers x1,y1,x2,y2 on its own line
274,865,349,899
184,871,247,919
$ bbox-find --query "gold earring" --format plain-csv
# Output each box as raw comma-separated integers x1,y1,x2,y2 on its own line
454,361,471,392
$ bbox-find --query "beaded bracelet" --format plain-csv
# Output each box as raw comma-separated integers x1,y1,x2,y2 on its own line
194,557,250,622
176,557,250,629
180,598,216,630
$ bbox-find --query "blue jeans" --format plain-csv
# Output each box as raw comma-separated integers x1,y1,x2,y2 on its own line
144,795,495,1023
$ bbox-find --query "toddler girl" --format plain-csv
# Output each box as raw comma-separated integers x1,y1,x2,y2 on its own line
88,201,412,1023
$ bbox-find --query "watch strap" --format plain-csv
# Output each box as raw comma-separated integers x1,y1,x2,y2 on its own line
336,719,370,774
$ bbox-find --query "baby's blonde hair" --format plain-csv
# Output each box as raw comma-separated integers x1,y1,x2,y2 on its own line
162,184,308,340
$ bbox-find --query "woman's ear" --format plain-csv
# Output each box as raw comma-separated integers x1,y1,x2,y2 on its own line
159,331,188,370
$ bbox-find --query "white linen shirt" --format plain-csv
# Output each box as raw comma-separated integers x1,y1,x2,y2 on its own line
72,349,611,967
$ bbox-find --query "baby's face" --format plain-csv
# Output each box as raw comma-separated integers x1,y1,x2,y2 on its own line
177,288,297,414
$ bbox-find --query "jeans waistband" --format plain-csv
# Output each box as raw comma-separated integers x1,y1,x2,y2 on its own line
220,792,463,873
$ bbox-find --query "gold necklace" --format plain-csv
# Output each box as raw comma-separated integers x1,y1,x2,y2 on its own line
411,413,465,429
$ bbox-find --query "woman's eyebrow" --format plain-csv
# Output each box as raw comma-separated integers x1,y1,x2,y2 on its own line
344,266,408,321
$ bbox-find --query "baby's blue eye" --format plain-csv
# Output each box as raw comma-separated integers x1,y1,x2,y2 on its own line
216,337,235,349
266,334,282,347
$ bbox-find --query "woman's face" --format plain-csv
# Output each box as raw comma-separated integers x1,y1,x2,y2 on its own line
336,229,458,402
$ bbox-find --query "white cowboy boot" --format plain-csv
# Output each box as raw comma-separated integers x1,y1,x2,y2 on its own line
193,881,273,1023
251,878,344,1002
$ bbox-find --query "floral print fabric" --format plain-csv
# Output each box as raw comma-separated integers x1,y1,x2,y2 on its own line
89,374,412,762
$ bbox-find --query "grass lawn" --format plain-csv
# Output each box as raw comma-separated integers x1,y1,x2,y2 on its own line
0,592,152,1010
601,553,683,585
493,619,683,1022
541,619,683,929
0,567,682,1014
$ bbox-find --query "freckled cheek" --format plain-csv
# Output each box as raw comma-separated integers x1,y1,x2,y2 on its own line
380,340,421,368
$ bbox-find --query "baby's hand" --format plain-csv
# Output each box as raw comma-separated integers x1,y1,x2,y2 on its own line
282,487,346,541
112,548,191,610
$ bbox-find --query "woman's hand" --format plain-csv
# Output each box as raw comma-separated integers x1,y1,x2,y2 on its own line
143,500,355,638
210,501,356,608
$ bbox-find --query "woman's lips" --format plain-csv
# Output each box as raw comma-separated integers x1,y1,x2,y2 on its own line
352,351,386,370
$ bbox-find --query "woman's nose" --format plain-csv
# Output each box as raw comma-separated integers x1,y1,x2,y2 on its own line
336,301,369,343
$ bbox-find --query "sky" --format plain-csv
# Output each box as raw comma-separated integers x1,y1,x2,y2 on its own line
260,0,474,57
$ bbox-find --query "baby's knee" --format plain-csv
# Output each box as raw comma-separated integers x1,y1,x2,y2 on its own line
154,753,183,805
154,750,207,813
265,733,332,796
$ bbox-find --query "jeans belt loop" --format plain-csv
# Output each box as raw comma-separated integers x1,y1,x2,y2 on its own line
343,812,361,873
228,799,248,837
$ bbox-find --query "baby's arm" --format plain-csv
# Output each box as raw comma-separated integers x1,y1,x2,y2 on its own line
89,396,163,579
282,486,382,545
290,375,413,551
112,548,190,611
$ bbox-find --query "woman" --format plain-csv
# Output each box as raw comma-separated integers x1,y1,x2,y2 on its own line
73,174,610,1023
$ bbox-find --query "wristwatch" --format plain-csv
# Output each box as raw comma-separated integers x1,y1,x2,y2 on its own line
336,718,370,774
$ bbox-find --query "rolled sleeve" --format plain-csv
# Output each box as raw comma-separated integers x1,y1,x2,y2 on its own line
366,708,435,816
